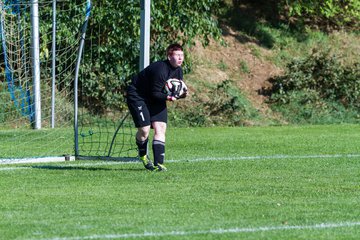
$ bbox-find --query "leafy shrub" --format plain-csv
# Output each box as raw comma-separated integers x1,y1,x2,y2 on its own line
169,80,260,126
281,0,360,31
267,49,360,123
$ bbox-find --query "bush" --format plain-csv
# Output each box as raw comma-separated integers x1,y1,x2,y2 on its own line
267,49,360,123
169,80,260,126
281,0,360,31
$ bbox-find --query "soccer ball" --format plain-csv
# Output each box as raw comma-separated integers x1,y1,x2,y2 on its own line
163,78,188,97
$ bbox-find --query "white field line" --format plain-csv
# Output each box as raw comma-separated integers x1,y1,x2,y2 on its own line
1,153,360,171
0,156,74,165
41,221,360,240
168,153,360,163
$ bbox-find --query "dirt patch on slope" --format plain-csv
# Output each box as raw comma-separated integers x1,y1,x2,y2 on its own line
188,26,282,117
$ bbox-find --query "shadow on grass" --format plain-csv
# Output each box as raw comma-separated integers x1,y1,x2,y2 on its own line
31,165,144,172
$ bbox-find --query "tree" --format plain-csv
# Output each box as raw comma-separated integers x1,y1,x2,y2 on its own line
283,0,360,31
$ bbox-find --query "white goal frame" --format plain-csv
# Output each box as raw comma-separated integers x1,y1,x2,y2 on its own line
0,0,151,164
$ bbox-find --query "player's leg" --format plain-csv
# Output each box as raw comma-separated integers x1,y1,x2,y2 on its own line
127,98,154,170
136,126,150,159
149,102,168,171
152,121,167,171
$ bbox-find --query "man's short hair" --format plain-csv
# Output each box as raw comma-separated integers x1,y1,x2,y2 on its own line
166,43,183,57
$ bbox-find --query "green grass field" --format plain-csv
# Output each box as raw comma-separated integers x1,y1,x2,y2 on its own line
1,124,360,239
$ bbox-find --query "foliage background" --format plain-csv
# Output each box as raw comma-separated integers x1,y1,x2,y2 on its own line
0,0,359,126
79,0,222,113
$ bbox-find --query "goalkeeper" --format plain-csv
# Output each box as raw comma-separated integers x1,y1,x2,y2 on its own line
126,43,186,171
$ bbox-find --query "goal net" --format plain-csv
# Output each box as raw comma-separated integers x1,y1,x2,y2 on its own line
0,0,137,163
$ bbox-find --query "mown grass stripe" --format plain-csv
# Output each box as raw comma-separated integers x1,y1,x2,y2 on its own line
1,153,359,170
175,153,360,162
41,221,360,240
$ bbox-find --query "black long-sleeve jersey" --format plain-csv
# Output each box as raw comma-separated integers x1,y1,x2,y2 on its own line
127,60,183,102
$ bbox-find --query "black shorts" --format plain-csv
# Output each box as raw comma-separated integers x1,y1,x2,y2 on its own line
127,93,167,128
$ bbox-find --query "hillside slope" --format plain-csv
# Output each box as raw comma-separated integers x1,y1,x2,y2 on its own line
184,26,283,124
176,1,359,126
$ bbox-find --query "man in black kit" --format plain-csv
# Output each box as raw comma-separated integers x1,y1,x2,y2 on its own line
126,43,186,171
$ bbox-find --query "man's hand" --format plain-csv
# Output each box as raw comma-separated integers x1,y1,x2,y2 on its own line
167,95,177,101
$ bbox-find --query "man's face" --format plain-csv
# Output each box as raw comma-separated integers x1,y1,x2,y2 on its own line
168,50,184,68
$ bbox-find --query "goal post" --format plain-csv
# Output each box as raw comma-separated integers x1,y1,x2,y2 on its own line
74,1,152,161
0,0,147,163
140,0,150,70
30,0,41,129
0,0,95,162
74,0,91,158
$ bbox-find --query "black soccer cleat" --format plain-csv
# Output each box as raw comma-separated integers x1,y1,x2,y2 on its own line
154,163,167,172
139,155,155,171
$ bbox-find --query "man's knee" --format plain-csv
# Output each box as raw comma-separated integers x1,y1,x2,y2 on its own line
137,125,151,141
152,122,167,141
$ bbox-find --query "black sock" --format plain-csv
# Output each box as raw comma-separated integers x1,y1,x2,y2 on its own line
136,138,148,157
153,140,165,165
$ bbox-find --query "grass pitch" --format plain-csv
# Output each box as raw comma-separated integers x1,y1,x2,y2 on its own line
1,124,360,239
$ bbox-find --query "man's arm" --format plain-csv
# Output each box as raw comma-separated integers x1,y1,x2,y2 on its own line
150,64,168,101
